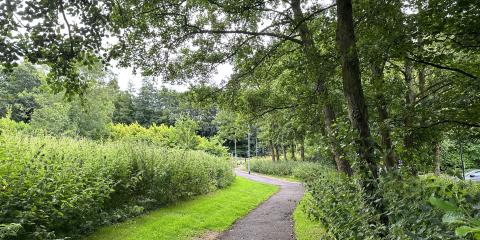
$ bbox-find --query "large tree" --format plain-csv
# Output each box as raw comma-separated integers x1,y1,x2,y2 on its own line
2,0,479,177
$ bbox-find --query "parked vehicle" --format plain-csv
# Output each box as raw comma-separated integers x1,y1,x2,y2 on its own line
465,170,480,181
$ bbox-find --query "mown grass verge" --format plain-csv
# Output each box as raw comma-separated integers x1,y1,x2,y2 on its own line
85,177,278,240
293,194,326,240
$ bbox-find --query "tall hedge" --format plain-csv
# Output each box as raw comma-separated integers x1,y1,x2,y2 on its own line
301,168,480,239
0,132,234,239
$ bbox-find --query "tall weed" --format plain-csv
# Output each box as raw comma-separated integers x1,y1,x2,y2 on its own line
0,132,234,239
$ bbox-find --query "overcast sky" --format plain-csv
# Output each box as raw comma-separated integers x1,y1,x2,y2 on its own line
110,62,233,92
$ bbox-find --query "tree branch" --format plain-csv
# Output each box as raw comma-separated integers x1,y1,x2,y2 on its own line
191,29,303,44
250,104,298,121
59,1,74,56
406,56,479,80
414,80,453,105
415,120,480,129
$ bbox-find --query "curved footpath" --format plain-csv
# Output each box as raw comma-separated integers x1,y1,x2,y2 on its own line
218,169,304,240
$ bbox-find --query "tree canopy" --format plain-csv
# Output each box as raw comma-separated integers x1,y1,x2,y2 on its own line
2,0,480,230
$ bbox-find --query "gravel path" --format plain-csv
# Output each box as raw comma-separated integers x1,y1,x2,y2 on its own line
218,169,304,240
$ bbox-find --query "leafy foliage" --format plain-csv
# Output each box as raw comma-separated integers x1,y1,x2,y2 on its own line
0,131,233,239
109,119,228,156
0,63,41,122
300,168,480,240
302,169,382,239
249,158,329,178
30,84,115,139
2,0,480,239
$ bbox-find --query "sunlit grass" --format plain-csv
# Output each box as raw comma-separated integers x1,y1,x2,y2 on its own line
294,194,326,240
85,177,278,240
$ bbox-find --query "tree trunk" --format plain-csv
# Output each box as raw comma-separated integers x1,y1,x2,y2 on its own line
300,139,305,161
234,138,237,158
419,66,426,95
247,131,251,159
372,60,396,170
434,142,441,175
282,145,287,161
275,144,280,162
403,59,415,172
270,140,276,161
323,105,353,175
419,67,442,175
291,143,296,160
336,0,377,179
291,0,353,176
255,137,258,157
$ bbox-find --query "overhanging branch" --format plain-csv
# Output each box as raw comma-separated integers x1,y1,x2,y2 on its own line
415,120,480,129
191,29,303,44
406,56,479,80
250,104,299,121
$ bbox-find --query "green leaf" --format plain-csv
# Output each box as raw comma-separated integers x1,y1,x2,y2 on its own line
429,196,458,212
455,226,480,237
442,211,465,224
474,232,480,240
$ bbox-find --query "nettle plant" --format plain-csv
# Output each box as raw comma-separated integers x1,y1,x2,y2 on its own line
430,196,480,239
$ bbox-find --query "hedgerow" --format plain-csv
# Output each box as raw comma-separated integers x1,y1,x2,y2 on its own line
303,170,383,239
0,132,234,239
301,168,480,239
248,158,329,179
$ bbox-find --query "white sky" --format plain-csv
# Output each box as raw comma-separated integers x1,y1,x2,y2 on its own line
110,63,233,92
16,0,333,93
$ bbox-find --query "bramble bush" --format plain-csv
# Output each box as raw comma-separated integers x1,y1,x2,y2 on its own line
0,131,234,239
301,168,480,239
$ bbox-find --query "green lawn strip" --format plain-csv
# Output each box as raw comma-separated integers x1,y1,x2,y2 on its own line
269,174,301,183
85,177,278,240
251,171,301,183
239,166,302,182
294,194,326,240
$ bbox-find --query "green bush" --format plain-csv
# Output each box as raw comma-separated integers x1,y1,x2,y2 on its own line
379,174,480,239
0,132,234,239
292,162,334,181
0,118,30,134
109,122,228,156
249,158,329,179
302,169,382,239
300,168,480,239
250,159,298,175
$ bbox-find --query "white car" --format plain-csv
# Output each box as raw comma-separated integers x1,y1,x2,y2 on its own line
465,170,480,181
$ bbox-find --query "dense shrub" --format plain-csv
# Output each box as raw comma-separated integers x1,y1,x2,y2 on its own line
109,122,228,156
0,118,30,134
301,167,480,239
292,162,334,181
250,159,299,175
249,158,329,179
379,174,480,239
0,132,234,239
303,169,382,239
109,122,175,146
